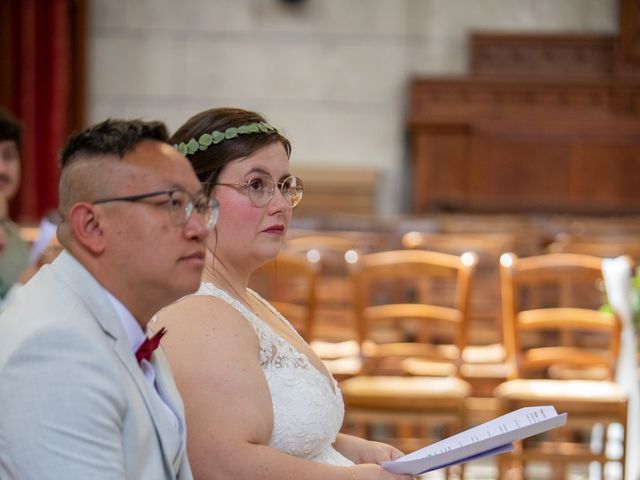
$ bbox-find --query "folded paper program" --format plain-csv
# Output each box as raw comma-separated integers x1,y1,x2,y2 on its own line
382,406,567,475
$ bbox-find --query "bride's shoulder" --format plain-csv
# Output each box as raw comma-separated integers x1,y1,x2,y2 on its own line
155,290,256,340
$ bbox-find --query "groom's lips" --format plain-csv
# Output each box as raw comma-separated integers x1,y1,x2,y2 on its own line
180,251,205,267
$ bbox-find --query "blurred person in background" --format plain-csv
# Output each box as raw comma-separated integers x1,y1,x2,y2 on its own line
0,107,29,298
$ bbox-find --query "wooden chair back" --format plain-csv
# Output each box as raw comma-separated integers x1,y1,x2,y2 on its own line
340,249,477,465
548,234,640,264
500,252,621,381
497,252,628,479
401,231,516,345
350,249,477,376
250,250,319,341
282,233,366,342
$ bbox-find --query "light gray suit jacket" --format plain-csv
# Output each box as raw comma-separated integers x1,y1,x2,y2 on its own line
0,251,193,479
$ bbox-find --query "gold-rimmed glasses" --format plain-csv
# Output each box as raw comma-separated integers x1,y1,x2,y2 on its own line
92,189,219,230
216,174,304,208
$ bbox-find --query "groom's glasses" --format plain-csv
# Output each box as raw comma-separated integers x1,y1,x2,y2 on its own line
93,189,219,230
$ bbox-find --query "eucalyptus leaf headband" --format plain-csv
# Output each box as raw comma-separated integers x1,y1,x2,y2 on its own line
174,121,277,156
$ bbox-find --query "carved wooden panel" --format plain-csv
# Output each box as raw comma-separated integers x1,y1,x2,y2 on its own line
469,128,571,212
569,139,640,207
471,33,616,78
408,1,640,214
620,0,640,65
411,124,470,212
469,118,640,213
409,109,640,214
408,78,627,122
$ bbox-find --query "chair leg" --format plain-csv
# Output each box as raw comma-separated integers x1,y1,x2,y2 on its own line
549,461,564,480
352,419,367,439
396,420,413,440
499,453,523,480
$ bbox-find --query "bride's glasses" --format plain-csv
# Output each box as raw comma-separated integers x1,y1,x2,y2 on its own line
216,174,304,208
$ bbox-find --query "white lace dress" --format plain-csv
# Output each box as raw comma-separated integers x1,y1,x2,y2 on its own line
195,282,354,466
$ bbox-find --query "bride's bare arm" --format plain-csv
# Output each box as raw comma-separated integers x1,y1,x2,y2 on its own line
156,296,411,480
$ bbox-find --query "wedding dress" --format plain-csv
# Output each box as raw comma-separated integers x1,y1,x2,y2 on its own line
195,282,354,466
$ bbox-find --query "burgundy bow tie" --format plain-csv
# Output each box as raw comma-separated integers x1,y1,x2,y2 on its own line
135,327,167,363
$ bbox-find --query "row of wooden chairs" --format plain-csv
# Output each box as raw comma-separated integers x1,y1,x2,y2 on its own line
250,233,633,479
254,230,640,347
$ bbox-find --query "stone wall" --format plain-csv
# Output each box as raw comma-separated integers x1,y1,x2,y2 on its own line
87,0,618,214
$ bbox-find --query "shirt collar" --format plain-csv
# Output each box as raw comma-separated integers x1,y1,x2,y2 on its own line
103,288,146,352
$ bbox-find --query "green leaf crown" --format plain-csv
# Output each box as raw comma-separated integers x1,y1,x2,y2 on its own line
174,121,277,156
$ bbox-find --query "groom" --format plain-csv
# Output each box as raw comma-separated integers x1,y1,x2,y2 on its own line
0,118,215,479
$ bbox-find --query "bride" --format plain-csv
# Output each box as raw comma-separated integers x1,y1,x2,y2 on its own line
154,107,411,480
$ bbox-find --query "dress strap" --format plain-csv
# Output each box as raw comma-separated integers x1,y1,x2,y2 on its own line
194,283,262,330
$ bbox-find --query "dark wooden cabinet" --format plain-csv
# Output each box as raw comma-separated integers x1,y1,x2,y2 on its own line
408,9,640,214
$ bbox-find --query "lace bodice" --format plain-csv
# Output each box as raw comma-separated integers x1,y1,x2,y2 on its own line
195,283,354,466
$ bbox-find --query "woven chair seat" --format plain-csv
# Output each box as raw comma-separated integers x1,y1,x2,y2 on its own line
341,375,470,410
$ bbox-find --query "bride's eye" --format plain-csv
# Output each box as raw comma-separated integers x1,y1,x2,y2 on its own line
247,177,266,193
280,176,298,193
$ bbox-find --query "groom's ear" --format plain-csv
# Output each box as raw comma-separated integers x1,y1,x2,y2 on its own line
67,202,107,255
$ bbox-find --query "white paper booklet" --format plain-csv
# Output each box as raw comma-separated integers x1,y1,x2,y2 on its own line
382,405,567,475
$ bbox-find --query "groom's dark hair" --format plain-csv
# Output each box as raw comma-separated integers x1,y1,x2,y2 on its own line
60,118,169,168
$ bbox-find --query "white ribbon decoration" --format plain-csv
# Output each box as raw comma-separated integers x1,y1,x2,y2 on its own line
602,256,639,480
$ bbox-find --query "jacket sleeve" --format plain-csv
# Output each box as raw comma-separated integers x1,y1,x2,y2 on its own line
0,324,127,479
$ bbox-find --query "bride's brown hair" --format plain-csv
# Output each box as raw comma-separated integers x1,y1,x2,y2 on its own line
170,107,291,196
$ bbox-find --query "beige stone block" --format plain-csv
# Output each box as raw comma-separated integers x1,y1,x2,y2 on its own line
523,0,617,31
407,0,616,37
259,0,409,36
88,100,217,136
88,33,186,97
185,37,406,104
284,107,404,215
89,0,127,30
408,36,467,75
407,0,533,37
268,106,402,170
124,0,254,31
86,101,128,125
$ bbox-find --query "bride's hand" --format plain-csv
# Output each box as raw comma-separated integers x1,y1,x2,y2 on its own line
335,433,405,464
356,439,405,464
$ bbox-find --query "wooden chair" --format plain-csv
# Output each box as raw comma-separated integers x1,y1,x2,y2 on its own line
402,231,512,423
283,233,377,379
401,230,515,344
435,213,550,257
284,234,363,342
548,233,640,264
496,252,628,480
340,249,477,463
249,250,319,342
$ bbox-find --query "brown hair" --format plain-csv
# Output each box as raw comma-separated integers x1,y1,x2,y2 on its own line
170,107,291,195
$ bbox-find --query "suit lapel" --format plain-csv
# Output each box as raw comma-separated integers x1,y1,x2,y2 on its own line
112,336,182,475
152,349,188,471
50,252,182,476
